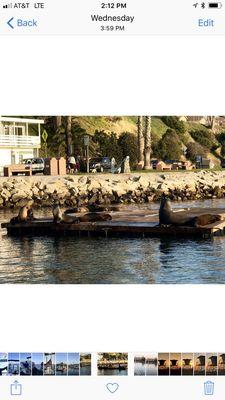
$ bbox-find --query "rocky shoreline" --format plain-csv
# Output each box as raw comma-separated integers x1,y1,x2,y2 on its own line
1,171,225,208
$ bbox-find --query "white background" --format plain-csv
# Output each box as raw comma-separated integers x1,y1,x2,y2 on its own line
0,35,225,352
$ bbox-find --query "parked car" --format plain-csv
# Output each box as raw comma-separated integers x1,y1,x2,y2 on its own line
151,159,159,169
89,157,111,172
22,158,45,174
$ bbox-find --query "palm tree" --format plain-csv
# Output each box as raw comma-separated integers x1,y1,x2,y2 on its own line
66,116,72,157
137,116,144,163
144,116,152,169
54,116,62,131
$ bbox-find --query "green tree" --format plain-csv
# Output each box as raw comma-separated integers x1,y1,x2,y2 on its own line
118,132,139,167
161,116,186,134
156,129,183,160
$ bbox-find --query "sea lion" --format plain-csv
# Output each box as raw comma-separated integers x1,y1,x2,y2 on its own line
53,205,80,224
64,206,89,214
52,204,62,223
194,213,222,226
61,213,79,224
159,195,222,227
10,206,29,224
87,204,121,213
78,212,112,222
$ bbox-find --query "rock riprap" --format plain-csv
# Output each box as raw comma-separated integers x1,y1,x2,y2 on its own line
0,170,225,208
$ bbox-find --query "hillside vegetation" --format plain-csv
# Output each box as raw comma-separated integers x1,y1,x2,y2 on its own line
41,116,225,167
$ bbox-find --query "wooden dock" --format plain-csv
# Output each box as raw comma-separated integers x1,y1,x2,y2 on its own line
2,207,225,239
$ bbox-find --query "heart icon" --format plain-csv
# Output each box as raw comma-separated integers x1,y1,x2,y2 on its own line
106,383,119,394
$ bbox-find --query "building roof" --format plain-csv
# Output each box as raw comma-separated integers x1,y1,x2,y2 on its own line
0,116,44,124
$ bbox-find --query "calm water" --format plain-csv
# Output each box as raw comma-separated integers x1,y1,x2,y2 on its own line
134,362,157,376
1,199,225,284
98,369,127,376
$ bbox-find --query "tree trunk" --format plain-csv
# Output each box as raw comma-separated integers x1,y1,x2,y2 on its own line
208,116,216,132
66,116,72,157
137,116,144,163
54,116,62,131
144,116,152,169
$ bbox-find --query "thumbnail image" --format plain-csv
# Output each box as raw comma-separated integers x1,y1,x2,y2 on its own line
182,353,193,375
8,353,20,375
206,353,217,376
80,353,91,376
146,353,158,376
0,353,8,376
218,353,225,375
20,353,32,375
158,353,169,376
194,353,206,375
32,353,44,375
98,353,128,376
170,353,181,376
2,115,225,285
56,353,68,376
134,353,157,376
44,353,55,376
68,353,80,376
134,354,145,376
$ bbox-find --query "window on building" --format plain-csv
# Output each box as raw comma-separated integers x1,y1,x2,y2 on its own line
4,125,10,135
15,127,23,136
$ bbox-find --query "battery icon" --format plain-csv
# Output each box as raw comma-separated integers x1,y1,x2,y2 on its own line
208,2,222,7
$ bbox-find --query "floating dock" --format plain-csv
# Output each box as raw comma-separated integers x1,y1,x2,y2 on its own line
2,207,225,239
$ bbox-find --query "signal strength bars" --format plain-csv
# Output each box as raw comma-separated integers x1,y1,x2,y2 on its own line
2,3,12,8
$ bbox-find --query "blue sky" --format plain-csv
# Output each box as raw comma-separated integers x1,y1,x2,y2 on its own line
56,353,67,364
32,353,43,364
8,353,19,362
20,353,31,362
68,353,80,364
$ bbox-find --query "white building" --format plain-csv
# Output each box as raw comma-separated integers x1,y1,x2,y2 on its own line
0,116,44,168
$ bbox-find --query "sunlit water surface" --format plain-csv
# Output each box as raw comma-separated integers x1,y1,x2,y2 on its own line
0,199,225,284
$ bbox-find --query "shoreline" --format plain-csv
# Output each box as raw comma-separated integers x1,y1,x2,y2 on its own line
1,170,225,209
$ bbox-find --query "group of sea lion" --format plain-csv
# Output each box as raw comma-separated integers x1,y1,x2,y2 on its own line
10,194,222,228
52,204,112,224
159,194,222,227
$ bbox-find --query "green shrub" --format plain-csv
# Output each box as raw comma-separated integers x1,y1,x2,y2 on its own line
190,129,217,150
155,129,183,160
161,116,186,134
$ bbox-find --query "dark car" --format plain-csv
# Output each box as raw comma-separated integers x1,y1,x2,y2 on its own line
22,158,45,174
89,157,111,172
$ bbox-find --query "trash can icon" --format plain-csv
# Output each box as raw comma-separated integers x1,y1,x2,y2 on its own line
204,381,214,396
10,380,22,396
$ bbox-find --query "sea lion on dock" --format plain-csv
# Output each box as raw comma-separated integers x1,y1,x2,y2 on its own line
10,205,30,224
64,206,89,214
159,195,222,227
52,204,62,223
78,213,112,222
194,213,222,226
87,204,121,213
52,205,79,224
61,213,79,224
